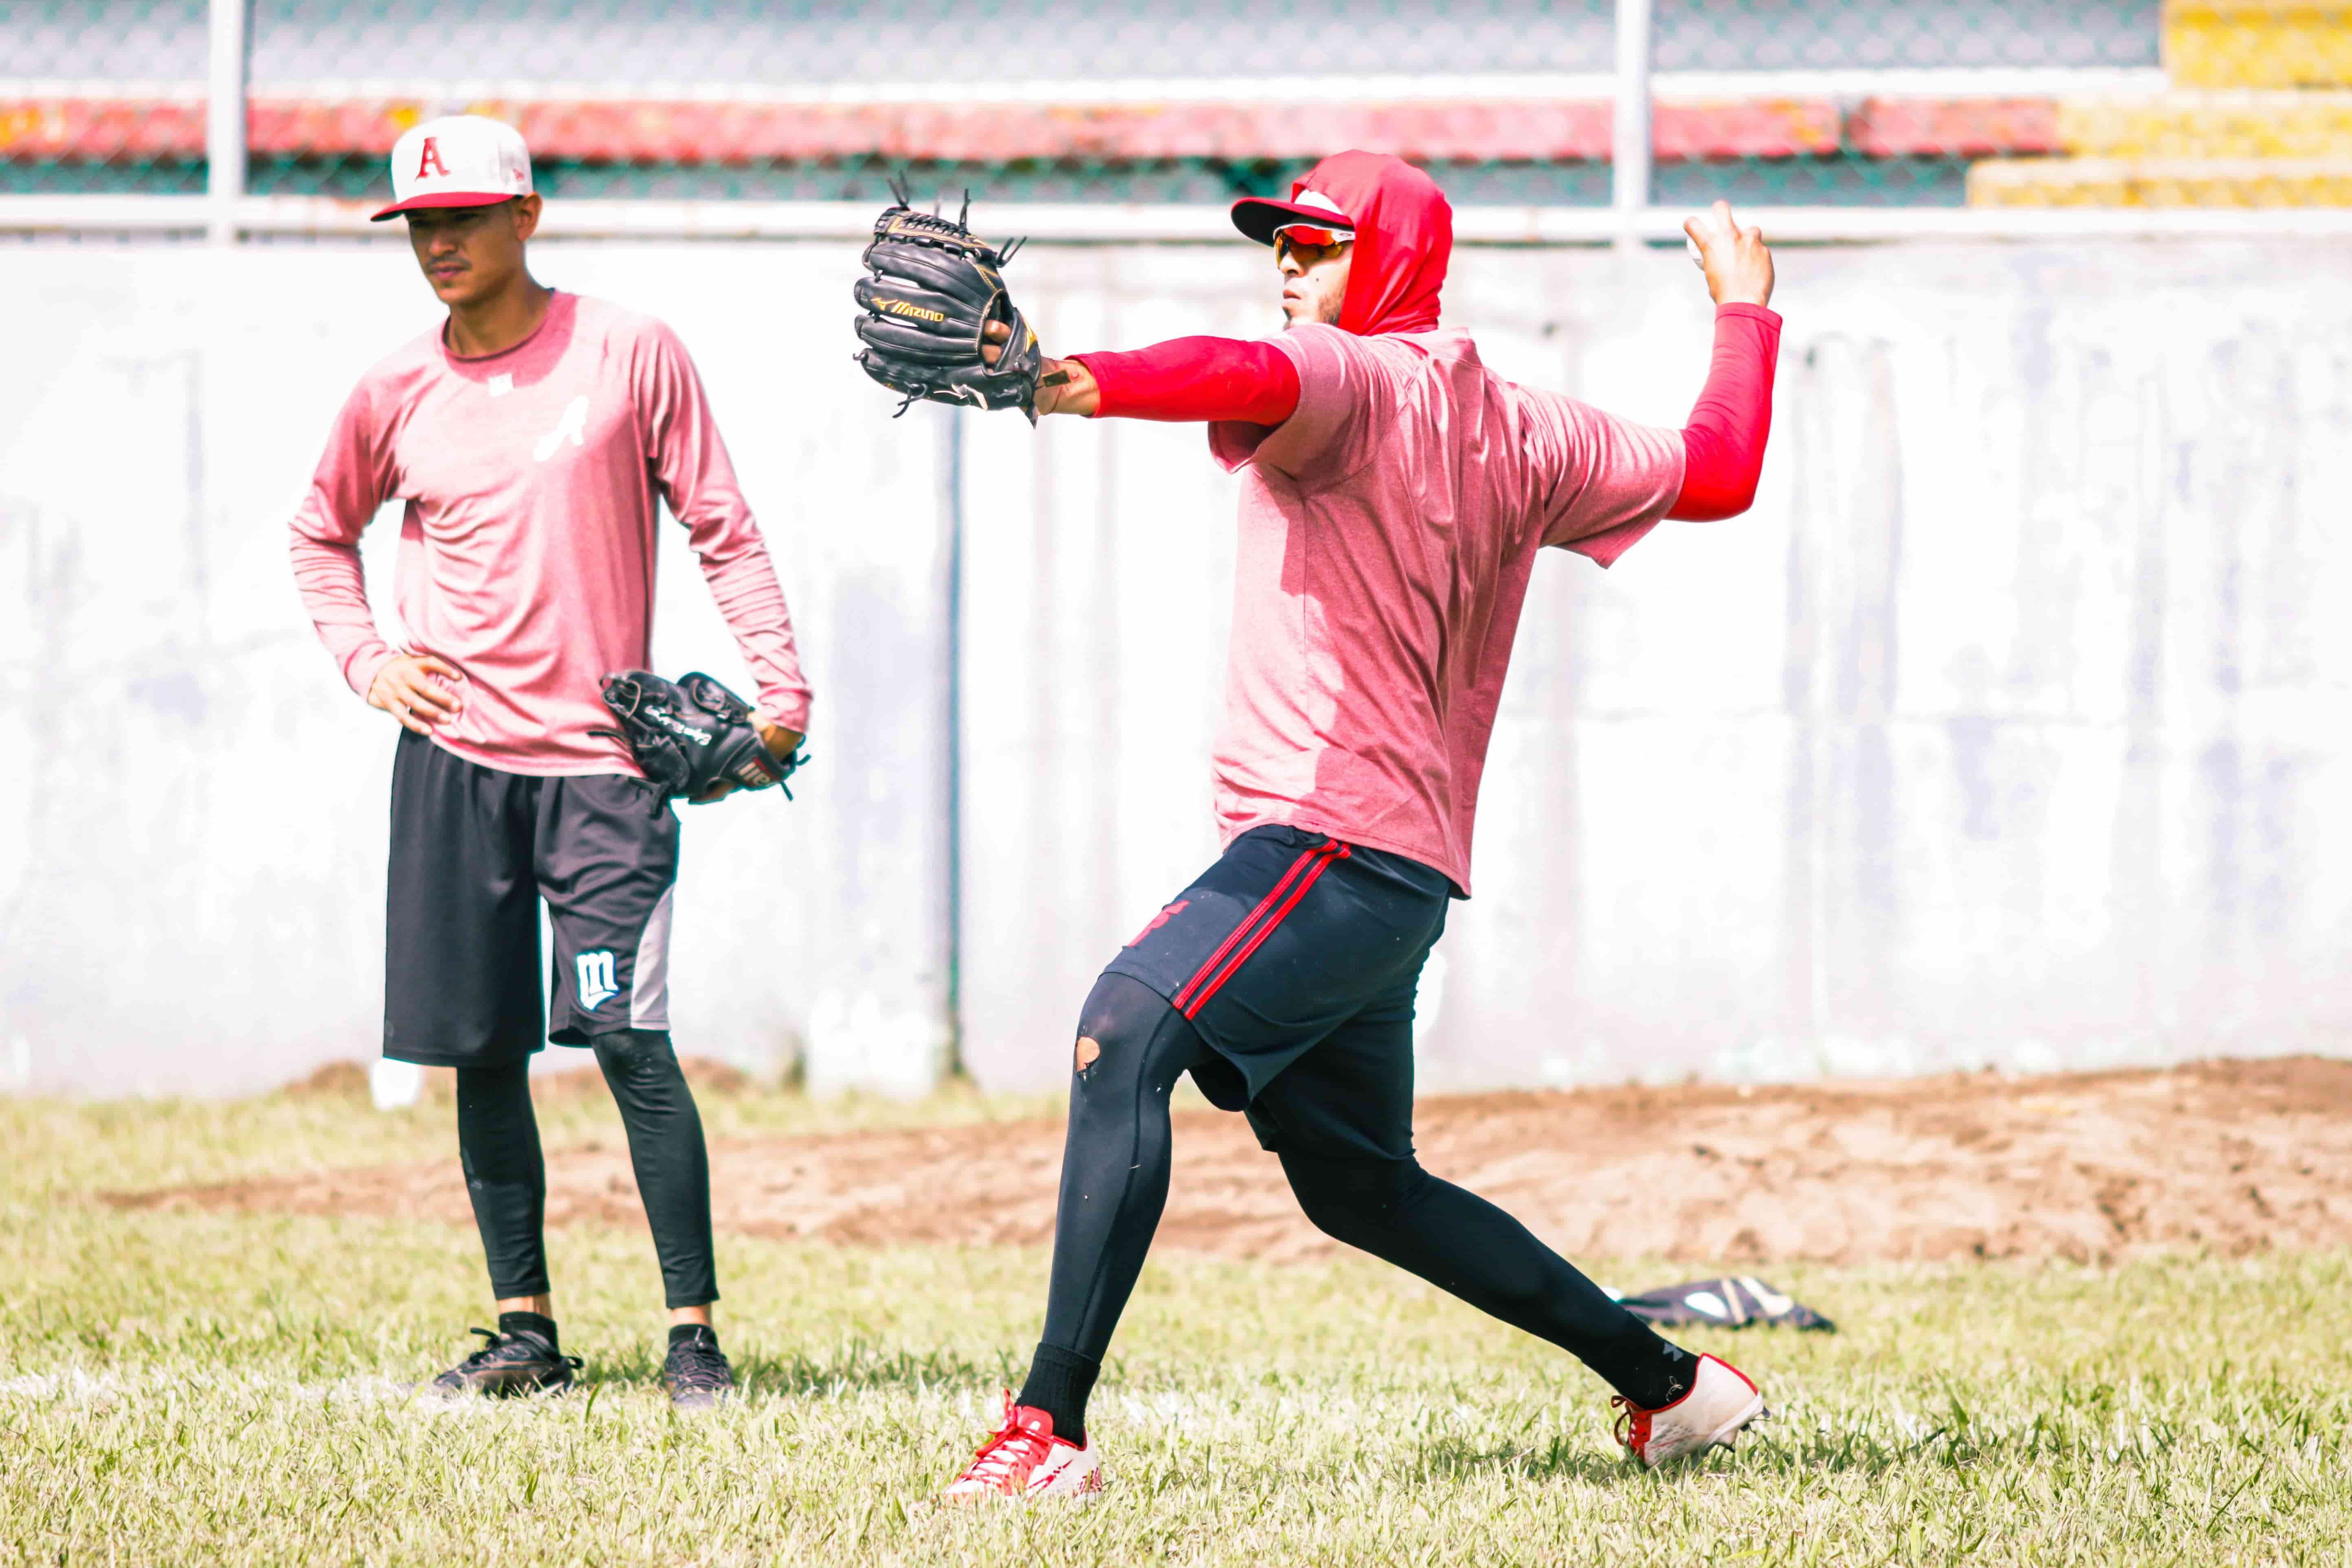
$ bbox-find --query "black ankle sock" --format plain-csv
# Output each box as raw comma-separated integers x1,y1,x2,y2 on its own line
1015,1342,1101,1446
668,1324,718,1350
1616,1341,1700,1410
499,1311,558,1350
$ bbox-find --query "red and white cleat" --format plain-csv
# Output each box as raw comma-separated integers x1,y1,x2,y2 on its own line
941,1394,1106,1504
1613,1354,1769,1467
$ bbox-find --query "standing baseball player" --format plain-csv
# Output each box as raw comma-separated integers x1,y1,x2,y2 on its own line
854,151,1780,1497
290,115,810,1410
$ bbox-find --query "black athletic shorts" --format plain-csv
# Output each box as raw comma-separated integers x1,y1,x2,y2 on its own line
1103,823,1451,1161
384,730,679,1067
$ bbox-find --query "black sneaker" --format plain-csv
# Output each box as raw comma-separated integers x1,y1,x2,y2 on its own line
662,1329,734,1412
425,1327,582,1400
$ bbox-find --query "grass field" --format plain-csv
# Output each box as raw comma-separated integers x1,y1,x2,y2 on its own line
4,1076,2348,1566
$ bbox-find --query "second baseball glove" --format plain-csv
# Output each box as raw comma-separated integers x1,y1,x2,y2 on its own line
596,670,802,809
853,180,1046,421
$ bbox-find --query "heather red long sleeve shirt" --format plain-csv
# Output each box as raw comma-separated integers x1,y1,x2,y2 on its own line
289,291,812,775
1073,302,1780,527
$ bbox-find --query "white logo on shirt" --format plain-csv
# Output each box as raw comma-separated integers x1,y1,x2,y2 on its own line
576,949,620,1012
534,395,589,462
486,373,514,398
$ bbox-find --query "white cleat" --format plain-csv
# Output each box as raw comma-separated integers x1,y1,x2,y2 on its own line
941,1393,1106,1504
1612,1353,1769,1467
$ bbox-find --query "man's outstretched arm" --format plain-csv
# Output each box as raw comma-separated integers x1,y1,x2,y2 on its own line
989,198,1776,485
1061,338,1299,424
984,328,1300,425
1668,200,1780,522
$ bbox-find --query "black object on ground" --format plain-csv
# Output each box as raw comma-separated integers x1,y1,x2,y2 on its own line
1612,1276,1835,1332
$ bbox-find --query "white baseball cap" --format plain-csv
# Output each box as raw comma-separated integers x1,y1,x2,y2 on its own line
372,114,534,221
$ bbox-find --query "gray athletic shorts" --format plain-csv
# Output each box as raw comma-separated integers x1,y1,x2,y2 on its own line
382,730,679,1067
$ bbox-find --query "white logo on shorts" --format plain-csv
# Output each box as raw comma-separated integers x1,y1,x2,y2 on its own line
534,395,588,461
576,950,620,1012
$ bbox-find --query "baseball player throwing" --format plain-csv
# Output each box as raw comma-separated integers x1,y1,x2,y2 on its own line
856,151,1780,1498
290,116,810,1410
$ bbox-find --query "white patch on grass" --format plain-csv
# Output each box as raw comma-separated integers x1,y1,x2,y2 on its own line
0,1368,128,1403
0,1368,426,1407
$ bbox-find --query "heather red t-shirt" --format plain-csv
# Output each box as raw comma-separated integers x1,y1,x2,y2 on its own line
1206,322,1683,894
289,291,811,776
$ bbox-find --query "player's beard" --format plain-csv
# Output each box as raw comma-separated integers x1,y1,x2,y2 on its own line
1280,264,1349,329
1282,290,1345,330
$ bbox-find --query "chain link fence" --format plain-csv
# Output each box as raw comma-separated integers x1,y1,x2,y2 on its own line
5,2,2348,217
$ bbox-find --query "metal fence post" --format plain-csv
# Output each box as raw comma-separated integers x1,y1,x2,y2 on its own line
939,402,965,1080
1611,0,1653,249
206,0,249,245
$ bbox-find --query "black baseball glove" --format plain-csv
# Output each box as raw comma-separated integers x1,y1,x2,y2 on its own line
595,670,802,809
852,178,1048,421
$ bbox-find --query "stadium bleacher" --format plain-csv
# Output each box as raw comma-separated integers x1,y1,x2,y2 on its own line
9,0,2170,206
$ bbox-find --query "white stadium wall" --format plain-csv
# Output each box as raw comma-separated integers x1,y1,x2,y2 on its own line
2,237,2349,1096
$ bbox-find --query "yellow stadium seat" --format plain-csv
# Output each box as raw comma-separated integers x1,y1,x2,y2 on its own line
2164,0,2352,89
1967,154,2352,205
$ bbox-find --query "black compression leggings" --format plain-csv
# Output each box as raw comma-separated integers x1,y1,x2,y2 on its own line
454,1029,718,1310
1027,975,1692,1420
1034,977,1208,1361
1275,1155,1692,1408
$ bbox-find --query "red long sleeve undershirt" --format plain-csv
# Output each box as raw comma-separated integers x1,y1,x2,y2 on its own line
1667,303,1780,521
1072,302,1781,521
1076,336,1304,426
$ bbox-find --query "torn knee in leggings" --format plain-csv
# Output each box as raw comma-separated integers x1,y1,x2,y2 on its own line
1070,973,1193,1090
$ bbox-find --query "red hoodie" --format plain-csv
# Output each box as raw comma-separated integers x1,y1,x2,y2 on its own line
1076,150,1777,532
1318,150,1452,336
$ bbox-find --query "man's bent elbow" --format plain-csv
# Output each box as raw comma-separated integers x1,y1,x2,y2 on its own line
1664,474,1761,523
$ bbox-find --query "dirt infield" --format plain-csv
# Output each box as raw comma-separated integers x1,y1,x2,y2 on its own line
117,1057,2352,1264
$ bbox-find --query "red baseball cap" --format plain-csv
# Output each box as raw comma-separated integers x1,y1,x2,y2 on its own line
1230,184,1356,247
372,114,534,221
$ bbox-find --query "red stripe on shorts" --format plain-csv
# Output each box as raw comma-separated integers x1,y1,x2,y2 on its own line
1169,842,1330,1014
1179,842,1350,1021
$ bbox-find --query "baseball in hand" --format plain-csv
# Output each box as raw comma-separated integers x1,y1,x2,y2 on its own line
1681,200,1774,308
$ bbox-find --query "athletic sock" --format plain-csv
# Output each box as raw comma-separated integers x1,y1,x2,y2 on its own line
498,1310,558,1351
1015,1342,1101,1447
668,1324,718,1351
1614,1339,1700,1411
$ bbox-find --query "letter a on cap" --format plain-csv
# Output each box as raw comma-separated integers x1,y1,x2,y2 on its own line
373,114,536,221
